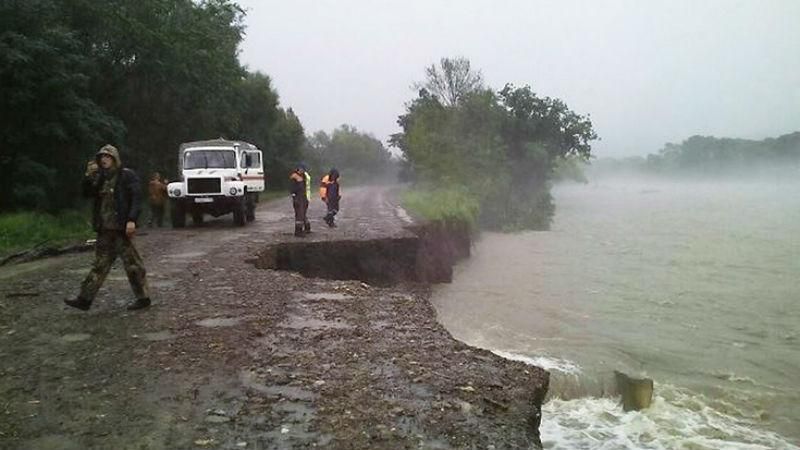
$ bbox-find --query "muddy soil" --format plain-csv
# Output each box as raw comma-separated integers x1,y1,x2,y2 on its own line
0,186,548,450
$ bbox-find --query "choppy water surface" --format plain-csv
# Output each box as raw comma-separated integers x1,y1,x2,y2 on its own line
432,180,800,449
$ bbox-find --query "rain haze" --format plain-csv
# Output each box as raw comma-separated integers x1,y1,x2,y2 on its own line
2,1,800,449
237,0,800,157
241,3,800,447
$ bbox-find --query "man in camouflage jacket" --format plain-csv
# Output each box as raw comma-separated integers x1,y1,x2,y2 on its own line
64,144,151,311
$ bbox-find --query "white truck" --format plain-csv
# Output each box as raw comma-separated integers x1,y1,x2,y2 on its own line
167,139,264,227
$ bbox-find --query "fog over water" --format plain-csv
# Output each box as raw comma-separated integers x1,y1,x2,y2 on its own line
236,0,800,157
233,2,800,446
432,177,800,449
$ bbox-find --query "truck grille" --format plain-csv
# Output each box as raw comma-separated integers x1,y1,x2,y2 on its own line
187,178,221,194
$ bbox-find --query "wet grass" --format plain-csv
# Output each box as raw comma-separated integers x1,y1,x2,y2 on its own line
401,186,480,227
0,210,93,257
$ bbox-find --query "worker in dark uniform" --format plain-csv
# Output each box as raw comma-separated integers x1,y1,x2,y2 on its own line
289,163,310,237
147,172,168,227
322,168,340,227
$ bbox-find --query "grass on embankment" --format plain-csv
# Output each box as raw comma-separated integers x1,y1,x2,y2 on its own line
401,186,480,228
0,210,93,258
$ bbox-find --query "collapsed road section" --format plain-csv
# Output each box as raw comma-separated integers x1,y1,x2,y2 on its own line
251,223,472,285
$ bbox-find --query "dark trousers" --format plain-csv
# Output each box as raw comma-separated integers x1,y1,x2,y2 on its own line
292,195,310,234
324,198,339,226
79,230,149,302
149,203,165,227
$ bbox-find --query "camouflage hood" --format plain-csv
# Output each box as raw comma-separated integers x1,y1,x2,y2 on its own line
95,144,122,168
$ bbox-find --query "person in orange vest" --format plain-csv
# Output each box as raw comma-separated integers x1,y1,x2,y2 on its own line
321,168,340,228
147,172,168,227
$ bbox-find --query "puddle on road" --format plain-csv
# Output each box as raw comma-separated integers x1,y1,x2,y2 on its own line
163,251,206,260
209,285,235,294
21,435,83,450
274,400,315,420
150,280,179,289
258,211,288,222
141,331,175,341
60,333,91,342
282,315,352,330
301,292,353,301
196,317,242,328
240,370,317,401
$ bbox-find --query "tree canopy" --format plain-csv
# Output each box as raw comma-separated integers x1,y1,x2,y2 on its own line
644,133,800,175
393,57,598,230
0,0,305,211
412,56,485,107
304,125,395,183
590,132,800,178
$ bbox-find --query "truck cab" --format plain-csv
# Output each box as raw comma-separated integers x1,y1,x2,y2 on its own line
168,139,264,227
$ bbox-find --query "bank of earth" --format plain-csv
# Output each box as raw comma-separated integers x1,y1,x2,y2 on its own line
0,186,549,449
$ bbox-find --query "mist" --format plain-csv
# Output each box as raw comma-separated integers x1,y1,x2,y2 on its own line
237,0,800,158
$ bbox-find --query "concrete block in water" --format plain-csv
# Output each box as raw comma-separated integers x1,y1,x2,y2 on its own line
614,370,653,411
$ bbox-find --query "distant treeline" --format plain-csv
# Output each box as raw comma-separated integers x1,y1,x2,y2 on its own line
0,0,305,212
391,57,597,230
304,125,396,184
593,132,800,177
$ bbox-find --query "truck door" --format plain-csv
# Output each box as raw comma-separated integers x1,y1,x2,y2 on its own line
241,150,265,192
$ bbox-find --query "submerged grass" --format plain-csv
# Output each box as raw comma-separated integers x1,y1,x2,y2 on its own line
0,210,93,257
401,186,480,227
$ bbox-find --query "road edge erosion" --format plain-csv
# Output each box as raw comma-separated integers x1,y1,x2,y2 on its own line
251,219,551,448
251,221,472,285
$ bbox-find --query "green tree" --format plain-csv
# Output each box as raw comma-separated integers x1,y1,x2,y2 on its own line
0,0,308,212
0,0,123,211
394,58,597,230
413,56,484,107
307,125,394,183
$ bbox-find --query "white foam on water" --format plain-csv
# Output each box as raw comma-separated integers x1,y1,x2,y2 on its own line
540,386,800,450
710,371,759,386
492,350,582,374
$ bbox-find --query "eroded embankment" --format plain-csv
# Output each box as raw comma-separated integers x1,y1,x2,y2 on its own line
249,221,550,448
252,222,472,285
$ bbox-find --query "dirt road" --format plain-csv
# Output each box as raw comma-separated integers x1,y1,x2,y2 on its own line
0,186,548,450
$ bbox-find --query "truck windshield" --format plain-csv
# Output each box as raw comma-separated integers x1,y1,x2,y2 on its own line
184,150,236,169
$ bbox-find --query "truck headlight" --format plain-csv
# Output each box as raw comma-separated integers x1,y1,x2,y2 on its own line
172,188,181,196
229,187,238,195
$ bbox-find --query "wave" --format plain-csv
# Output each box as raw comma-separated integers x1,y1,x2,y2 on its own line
541,391,799,450
492,350,582,374
492,351,798,449
710,371,758,386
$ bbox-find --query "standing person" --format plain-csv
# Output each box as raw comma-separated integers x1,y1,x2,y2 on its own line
323,168,341,228
147,172,168,227
302,165,312,234
64,144,151,311
289,163,310,237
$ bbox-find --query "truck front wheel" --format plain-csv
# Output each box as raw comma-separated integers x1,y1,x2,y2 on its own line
245,193,257,222
192,210,204,226
233,199,246,226
171,200,186,228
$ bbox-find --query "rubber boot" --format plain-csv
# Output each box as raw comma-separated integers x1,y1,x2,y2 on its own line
294,224,305,237
126,298,151,311
304,221,311,233
64,297,92,311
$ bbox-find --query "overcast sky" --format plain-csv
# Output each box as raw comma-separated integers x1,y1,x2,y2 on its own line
236,0,800,157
